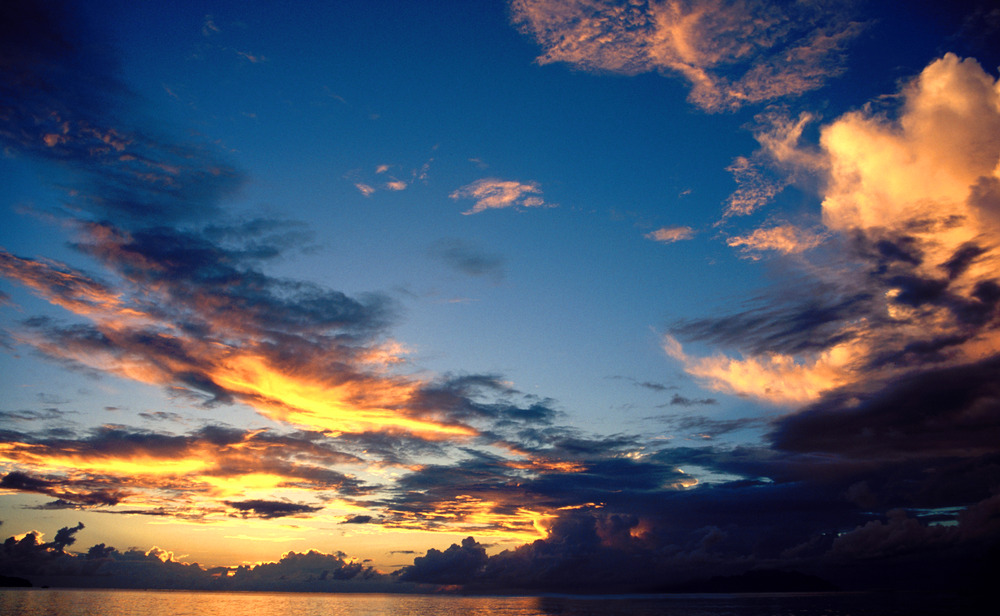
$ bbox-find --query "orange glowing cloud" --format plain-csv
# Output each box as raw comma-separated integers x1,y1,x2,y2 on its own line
384,494,556,542
671,55,1000,404
646,226,695,244
727,224,826,258
0,250,132,318
210,353,476,439
1,246,478,441
511,0,861,111
0,428,370,520
821,54,1000,276
451,178,548,214
662,334,863,405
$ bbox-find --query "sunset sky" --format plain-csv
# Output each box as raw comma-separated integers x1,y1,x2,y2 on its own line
2,0,1000,592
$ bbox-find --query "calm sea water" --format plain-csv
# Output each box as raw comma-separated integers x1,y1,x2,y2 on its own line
0,588,972,616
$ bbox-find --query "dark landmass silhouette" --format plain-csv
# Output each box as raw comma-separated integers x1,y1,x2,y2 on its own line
0,575,32,587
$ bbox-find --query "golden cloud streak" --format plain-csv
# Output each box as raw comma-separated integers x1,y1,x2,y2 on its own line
385,495,556,542
662,334,863,405
2,247,479,440
0,442,210,476
211,353,476,439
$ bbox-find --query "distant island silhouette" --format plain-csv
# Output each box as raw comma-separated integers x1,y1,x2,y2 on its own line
0,575,32,587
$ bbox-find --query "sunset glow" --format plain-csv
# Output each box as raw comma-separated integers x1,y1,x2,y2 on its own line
3,0,999,596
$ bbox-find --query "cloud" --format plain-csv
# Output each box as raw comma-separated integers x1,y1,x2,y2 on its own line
450,178,549,214
5,3,1000,596
1,5,578,489
1,472,128,507
645,226,694,243
225,499,324,520
820,54,1000,265
428,239,506,281
0,523,416,592
510,0,862,111
721,112,820,219
662,334,860,405
0,408,68,422
0,425,369,518
202,15,220,37
654,414,762,439
355,183,376,197
667,54,1000,406
722,155,788,217
398,536,487,584
666,393,716,407
727,224,826,258
770,355,1000,462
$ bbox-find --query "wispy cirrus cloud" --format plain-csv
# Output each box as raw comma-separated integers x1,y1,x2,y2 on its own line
511,0,863,111
428,238,506,282
450,178,550,214
645,225,695,243
727,224,826,258
350,161,432,197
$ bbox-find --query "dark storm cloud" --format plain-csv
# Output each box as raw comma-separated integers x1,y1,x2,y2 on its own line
399,469,994,593
664,393,717,407
671,276,878,356
332,431,451,467
410,373,557,427
762,356,1000,511
1,472,127,507
773,356,1000,461
940,242,986,280
376,435,697,538
137,411,186,423
655,414,763,438
606,376,678,392
0,408,68,422
511,428,640,459
637,380,676,392
428,238,506,281
76,222,394,337
225,499,323,519
399,536,487,584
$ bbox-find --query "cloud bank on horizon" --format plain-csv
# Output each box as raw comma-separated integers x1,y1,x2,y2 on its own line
2,0,1000,594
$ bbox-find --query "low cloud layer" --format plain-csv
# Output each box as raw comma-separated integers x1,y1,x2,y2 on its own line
0,522,408,592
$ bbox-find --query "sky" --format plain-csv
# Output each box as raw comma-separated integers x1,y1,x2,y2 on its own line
2,0,1000,594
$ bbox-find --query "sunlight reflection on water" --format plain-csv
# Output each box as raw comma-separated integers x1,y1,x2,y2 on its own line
0,589,969,616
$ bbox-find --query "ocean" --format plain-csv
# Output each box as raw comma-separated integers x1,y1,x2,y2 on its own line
0,588,974,616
